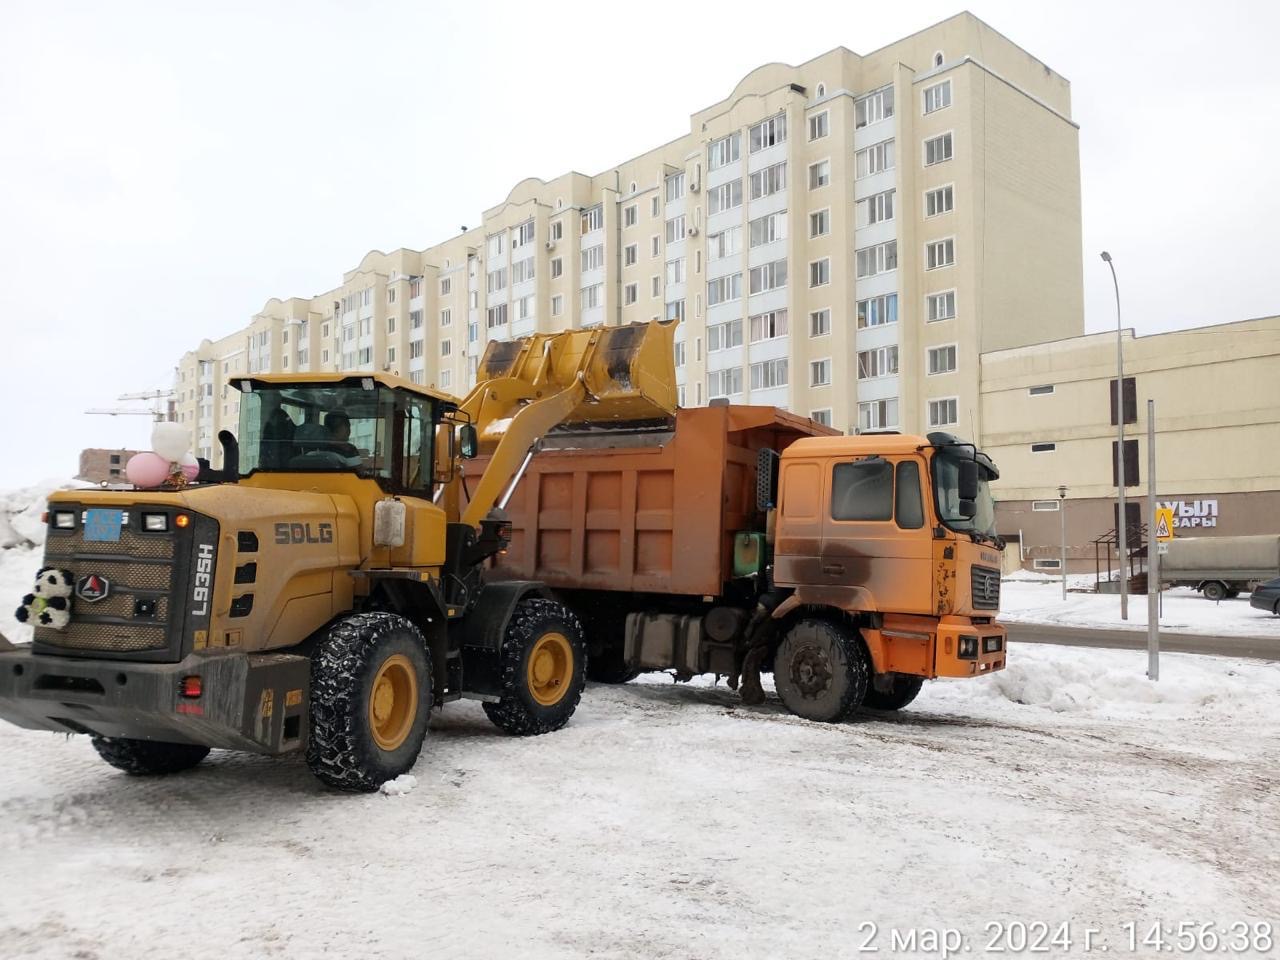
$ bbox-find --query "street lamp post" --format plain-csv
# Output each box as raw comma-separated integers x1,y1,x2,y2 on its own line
1058,484,1068,601
1101,251,1128,620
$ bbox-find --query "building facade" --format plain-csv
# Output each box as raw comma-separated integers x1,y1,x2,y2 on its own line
982,316,1280,572
176,12,1083,465
77,448,145,485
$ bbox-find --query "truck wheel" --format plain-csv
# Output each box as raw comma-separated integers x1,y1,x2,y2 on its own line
1202,581,1227,602
91,737,210,775
862,674,925,711
483,598,587,735
1225,589,1240,599
307,612,432,792
586,648,641,685
774,619,868,723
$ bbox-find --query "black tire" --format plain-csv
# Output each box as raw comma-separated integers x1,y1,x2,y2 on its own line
306,612,432,792
586,648,641,684
773,619,868,723
1202,582,1227,602
91,737,210,776
1224,589,1241,599
1273,599,1280,617
483,598,587,735
862,674,925,711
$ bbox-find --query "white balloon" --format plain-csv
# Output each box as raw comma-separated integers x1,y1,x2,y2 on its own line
152,422,191,462
179,452,198,468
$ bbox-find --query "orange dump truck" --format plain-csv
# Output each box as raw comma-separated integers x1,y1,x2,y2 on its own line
467,403,1006,720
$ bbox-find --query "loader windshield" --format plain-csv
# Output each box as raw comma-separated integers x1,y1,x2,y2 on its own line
236,380,438,495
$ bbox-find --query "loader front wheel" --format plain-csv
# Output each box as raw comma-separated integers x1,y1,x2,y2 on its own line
774,619,868,723
307,612,432,792
483,598,587,735
91,737,210,776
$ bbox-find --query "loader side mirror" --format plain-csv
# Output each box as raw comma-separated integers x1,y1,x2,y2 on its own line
459,424,479,459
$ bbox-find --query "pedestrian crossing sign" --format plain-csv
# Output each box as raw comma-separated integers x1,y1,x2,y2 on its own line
1155,507,1175,541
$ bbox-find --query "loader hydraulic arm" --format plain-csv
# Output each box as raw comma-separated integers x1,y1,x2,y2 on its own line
440,320,679,529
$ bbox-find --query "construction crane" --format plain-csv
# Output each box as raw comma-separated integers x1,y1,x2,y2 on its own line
85,389,176,423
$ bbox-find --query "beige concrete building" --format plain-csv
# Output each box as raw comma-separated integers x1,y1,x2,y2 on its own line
176,11,1083,464
982,316,1280,571
76,448,145,485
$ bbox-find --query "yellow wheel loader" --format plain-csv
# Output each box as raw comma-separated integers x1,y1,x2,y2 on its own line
0,321,678,791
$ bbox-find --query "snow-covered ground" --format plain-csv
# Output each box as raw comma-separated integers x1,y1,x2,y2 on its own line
2,645,1277,959
0,480,78,644
1001,575,1280,638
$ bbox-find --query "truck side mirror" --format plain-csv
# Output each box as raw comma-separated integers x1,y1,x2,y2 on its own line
459,424,479,459
958,460,979,501
957,498,977,519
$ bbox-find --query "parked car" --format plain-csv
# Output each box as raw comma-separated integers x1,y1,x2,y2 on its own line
1249,577,1280,616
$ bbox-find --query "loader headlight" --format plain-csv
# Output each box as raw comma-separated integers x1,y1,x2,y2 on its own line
142,512,169,532
52,511,76,530
958,635,979,659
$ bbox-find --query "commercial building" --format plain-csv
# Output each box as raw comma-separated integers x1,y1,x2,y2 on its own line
76,448,145,485
176,11,1082,464
982,316,1280,572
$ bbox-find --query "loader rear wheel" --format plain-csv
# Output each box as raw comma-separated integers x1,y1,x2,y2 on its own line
862,674,925,712
774,619,868,723
91,737,210,776
307,612,432,792
483,598,587,735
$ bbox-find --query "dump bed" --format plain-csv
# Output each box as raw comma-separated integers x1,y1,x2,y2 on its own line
463,406,834,597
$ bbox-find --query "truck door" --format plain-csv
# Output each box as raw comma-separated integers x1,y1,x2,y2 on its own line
820,456,932,615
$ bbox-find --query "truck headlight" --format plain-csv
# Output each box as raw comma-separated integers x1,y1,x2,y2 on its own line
52,511,76,529
983,636,1003,654
142,513,169,532
958,635,979,659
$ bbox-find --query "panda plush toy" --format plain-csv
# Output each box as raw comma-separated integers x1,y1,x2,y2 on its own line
15,568,74,630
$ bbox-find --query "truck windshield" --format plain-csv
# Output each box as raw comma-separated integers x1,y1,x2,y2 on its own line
932,452,998,541
236,381,436,495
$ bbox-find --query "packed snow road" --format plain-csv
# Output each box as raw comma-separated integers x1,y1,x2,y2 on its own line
2,644,1277,960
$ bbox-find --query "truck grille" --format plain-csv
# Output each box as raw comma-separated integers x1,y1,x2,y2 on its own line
971,565,1001,610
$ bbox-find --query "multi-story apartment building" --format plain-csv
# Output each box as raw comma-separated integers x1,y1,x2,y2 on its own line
177,12,1083,464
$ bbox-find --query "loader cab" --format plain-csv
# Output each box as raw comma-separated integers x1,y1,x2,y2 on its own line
233,376,452,498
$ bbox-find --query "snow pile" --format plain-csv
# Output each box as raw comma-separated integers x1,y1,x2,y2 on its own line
0,480,81,644
379,774,418,796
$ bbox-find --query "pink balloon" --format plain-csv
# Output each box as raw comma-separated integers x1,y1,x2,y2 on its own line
125,452,172,488
181,461,200,481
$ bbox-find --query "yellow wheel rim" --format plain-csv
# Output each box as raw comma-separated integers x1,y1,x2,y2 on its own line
527,632,574,707
368,654,418,751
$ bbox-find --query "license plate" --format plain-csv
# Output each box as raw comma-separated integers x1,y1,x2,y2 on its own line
83,509,124,542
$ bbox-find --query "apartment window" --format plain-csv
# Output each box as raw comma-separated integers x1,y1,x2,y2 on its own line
387,287,397,304
581,244,605,272
923,79,952,114
809,209,830,237
511,257,535,284
925,185,954,218
674,341,686,367
322,323,330,338
651,275,661,297
551,294,564,317
440,370,452,389
1032,500,1061,512
928,398,958,427
751,358,788,390
707,273,743,306
1033,559,1062,571
622,283,637,306
665,172,685,203
924,132,954,166
811,409,832,427
441,339,453,357
486,234,504,259
581,283,603,310
486,268,507,293
749,309,788,342
807,111,829,141
708,132,741,169
624,204,638,228
486,304,508,328
361,288,373,307
708,225,741,260
927,344,957,375
409,370,424,385
665,215,686,244
1031,442,1057,453
857,346,898,380
809,309,831,337
856,240,898,278
1112,439,1140,487
749,259,787,295
855,139,895,178
855,87,894,128
1029,384,1055,396
926,238,955,270
809,258,830,287
440,309,452,327
649,235,660,258
581,204,604,234
749,162,787,200
550,257,563,279
707,367,744,398
665,257,686,286
386,316,396,334
707,319,743,351
808,160,830,189
624,243,638,267
1110,377,1138,425
708,179,743,214
859,398,899,430
360,318,371,336
515,294,534,321
856,189,895,228
512,220,535,249
410,278,422,298
409,341,424,360
651,196,660,217
927,290,956,322
748,211,786,247
469,291,478,309
810,358,832,387
550,220,564,241
665,299,685,323
749,113,787,152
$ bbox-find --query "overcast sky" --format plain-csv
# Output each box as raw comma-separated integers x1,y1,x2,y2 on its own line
1,0,1276,488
